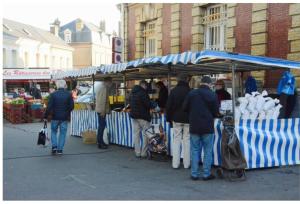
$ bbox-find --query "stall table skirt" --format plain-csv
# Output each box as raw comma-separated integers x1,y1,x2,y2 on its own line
70,110,300,169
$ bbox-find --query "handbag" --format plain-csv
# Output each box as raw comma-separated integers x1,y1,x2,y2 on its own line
37,121,49,146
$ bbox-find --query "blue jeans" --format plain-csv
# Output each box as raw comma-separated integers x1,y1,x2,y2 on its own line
190,133,214,178
97,113,106,145
51,120,68,151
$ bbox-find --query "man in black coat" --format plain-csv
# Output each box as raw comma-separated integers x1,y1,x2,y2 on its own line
129,80,152,158
166,74,191,169
183,76,219,181
44,80,74,155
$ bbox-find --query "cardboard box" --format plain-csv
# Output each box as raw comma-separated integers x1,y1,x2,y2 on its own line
82,130,97,144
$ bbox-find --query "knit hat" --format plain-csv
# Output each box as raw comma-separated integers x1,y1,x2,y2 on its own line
201,76,213,84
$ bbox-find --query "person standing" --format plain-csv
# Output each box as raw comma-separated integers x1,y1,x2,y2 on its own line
156,81,168,111
166,74,191,169
44,80,74,155
129,80,152,158
215,79,231,105
95,77,112,149
183,76,219,181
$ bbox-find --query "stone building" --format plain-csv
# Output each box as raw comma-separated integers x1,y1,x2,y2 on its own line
120,3,300,89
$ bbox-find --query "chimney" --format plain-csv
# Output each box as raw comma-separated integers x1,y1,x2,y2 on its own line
99,20,106,33
50,18,60,37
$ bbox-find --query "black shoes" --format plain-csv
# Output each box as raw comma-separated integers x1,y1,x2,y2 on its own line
51,147,57,155
57,150,63,155
98,143,108,149
190,176,199,181
203,174,216,181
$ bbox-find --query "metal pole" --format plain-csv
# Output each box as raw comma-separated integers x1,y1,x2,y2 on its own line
231,62,236,121
167,64,171,94
92,74,95,104
123,73,127,106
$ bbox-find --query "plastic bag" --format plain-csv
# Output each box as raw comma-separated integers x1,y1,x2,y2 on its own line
250,110,259,119
272,104,282,119
258,111,266,119
247,96,257,113
256,95,266,112
242,110,250,119
263,98,275,111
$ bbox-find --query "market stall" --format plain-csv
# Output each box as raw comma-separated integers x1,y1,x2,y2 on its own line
54,50,300,169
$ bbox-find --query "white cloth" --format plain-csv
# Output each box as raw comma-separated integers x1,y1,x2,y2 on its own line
172,122,190,169
132,119,150,157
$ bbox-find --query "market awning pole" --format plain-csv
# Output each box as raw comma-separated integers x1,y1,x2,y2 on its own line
92,74,95,104
123,73,126,107
168,64,171,94
231,62,236,121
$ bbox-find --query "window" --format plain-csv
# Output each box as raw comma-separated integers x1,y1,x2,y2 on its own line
60,57,63,68
66,57,69,68
44,55,48,67
36,53,40,67
143,22,156,57
52,56,55,68
203,4,227,51
24,52,29,67
3,24,11,31
3,48,7,67
64,30,72,43
12,50,17,67
22,28,31,36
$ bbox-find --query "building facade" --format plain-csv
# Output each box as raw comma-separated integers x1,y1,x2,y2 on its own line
58,18,114,69
121,3,300,88
3,18,73,70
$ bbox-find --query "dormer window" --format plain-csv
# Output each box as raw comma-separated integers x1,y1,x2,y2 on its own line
3,24,11,31
22,28,31,36
64,29,72,43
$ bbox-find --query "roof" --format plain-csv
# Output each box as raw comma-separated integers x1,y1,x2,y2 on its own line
3,18,73,49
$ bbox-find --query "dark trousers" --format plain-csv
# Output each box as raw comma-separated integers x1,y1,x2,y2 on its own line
97,113,106,145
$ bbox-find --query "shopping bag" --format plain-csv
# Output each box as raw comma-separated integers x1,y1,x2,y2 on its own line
37,122,50,146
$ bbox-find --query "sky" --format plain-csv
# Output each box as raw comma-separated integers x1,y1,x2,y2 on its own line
3,0,121,34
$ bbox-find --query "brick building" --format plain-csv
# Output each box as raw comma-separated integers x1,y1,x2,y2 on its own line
120,3,300,89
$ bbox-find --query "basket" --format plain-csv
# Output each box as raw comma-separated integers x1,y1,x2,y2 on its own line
82,130,97,144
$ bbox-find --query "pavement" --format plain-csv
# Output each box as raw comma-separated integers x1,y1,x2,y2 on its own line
3,121,300,200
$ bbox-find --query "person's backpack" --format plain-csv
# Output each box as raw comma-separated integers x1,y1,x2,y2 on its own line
37,122,49,146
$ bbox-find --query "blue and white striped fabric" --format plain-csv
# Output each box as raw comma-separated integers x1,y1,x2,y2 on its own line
70,110,98,137
192,50,300,69
70,110,300,169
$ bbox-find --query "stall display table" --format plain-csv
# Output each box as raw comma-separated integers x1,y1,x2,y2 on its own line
70,110,300,169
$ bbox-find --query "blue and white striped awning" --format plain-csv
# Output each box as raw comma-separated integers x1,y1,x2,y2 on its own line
52,50,300,79
52,66,100,79
193,50,300,69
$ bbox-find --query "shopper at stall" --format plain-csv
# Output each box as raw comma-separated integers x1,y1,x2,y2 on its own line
183,76,219,181
95,77,112,149
44,80,74,155
215,79,231,105
156,81,168,112
166,74,191,169
129,80,152,158
30,84,42,99
12,88,19,98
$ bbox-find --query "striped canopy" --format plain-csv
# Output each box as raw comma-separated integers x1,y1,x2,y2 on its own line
52,50,300,80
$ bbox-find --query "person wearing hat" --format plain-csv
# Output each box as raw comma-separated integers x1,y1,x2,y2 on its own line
95,77,112,149
215,79,231,105
183,76,219,181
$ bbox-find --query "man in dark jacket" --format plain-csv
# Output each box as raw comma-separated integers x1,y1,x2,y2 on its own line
129,80,152,158
166,74,191,169
183,76,219,181
44,80,74,155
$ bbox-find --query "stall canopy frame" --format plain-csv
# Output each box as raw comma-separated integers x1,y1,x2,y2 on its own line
52,50,300,119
